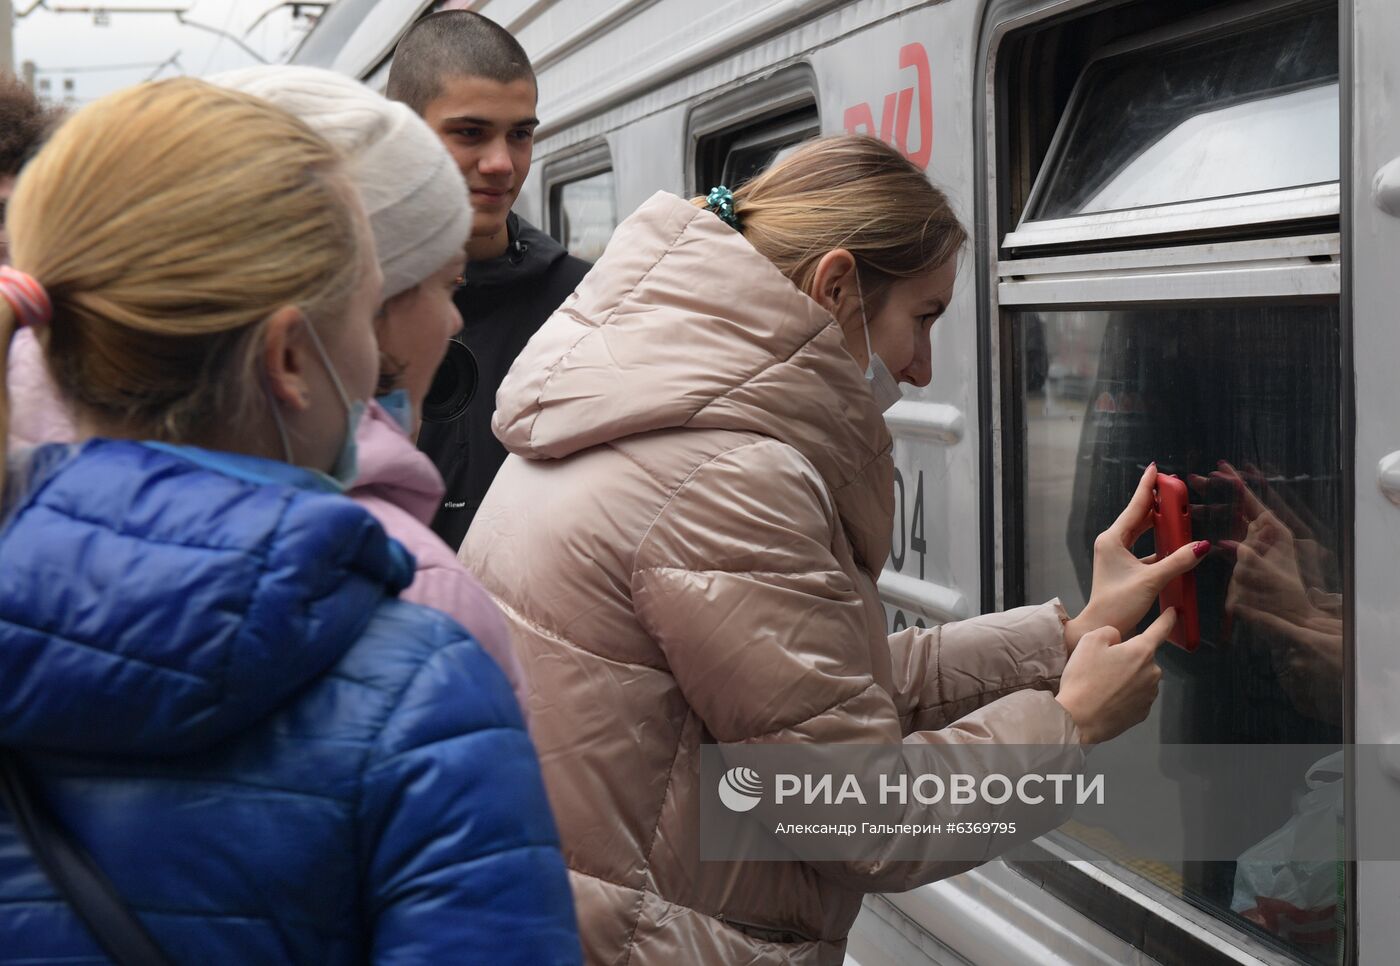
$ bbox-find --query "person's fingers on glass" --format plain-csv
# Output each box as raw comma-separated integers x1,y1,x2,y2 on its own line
1186,470,1238,540
1231,460,1327,562
1109,460,1160,547
1196,463,1257,584
1221,491,1294,577
1249,511,1287,554
1244,470,1340,592
1238,461,1272,497
1062,464,1209,651
1186,472,1215,530
1260,467,1332,557
1236,459,1326,544
1212,460,1272,535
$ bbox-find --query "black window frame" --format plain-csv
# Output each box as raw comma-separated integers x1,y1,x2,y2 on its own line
543,140,617,257
686,63,820,195
1018,2,1340,229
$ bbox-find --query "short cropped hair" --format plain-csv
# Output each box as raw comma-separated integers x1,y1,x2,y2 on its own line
386,11,536,116
0,73,59,177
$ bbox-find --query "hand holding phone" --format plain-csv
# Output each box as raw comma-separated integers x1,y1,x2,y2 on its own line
1153,473,1201,651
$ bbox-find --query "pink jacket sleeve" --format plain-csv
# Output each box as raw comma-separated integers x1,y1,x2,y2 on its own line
6,328,77,452
404,560,525,717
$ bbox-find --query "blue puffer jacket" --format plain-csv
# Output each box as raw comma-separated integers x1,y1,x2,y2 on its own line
0,440,580,964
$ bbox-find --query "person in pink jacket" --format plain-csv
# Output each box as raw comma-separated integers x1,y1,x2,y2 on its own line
3,66,523,705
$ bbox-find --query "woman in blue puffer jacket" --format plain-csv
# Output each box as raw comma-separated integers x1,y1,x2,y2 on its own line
0,78,579,964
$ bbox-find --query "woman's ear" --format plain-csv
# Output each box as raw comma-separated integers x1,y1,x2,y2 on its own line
810,248,858,315
262,305,313,412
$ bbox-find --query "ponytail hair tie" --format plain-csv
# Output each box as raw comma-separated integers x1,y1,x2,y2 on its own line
0,266,52,330
704,186,740,230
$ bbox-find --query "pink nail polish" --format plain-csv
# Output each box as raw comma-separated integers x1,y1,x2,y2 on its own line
1193,540,1210,558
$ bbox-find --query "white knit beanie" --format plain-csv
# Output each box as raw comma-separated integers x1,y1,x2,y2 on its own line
208,65,472,300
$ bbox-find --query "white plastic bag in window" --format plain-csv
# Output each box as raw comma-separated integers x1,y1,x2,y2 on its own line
1230,751,1343,949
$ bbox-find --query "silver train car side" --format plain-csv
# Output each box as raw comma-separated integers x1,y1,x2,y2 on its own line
294,1,1400,963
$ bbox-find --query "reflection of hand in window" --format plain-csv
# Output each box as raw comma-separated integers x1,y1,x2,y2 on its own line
1247,606,1343,726
1227,461,1339,591
1226,509,1314,625
1218,462,1343,724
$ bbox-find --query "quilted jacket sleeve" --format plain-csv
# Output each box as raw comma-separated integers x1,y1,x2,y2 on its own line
631,439,1082,890
886,601,1072,737
357,620,580,965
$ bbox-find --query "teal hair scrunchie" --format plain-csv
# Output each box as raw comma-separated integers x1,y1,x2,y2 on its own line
704,185,740,230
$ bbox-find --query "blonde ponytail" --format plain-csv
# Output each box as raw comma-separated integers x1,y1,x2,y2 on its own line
2,77,364,495
693,135,967,307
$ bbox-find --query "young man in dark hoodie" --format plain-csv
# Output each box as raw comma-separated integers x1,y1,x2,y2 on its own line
388,11,591,550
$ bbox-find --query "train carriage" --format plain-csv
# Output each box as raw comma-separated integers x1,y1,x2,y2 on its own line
294,2,1399,963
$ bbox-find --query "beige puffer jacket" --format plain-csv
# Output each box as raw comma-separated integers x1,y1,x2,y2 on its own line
462,192,1083,965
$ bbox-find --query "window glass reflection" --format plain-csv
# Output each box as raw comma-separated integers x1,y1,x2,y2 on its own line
1014,305,1344,964
722,134,815,190
553,170,617,263
1030,7,1339,220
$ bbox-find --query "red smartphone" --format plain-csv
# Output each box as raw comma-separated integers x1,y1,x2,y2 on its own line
1153,473,1201,651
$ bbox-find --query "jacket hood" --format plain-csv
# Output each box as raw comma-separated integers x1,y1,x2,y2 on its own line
493,190,894,570
462,212,571,289
0,440,413,757
353,399,444,525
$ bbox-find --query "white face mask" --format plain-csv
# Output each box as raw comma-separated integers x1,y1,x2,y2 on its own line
854,272,904,413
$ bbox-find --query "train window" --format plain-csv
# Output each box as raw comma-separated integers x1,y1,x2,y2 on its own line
697,106,820,191
994,2,1348,964
687,64,819,193
550,170,616,263
1028,7,1337,221
1005,2,1340,250
362,55,391,93
1011,302,1345,964
545,143,617,263
1017,302,1344,722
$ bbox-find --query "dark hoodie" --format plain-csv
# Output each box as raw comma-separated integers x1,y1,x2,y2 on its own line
417,212,590,551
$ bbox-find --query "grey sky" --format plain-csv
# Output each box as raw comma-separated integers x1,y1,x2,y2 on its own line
13,0,318,103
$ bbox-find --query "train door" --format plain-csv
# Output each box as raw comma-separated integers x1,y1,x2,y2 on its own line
1347,0,1400,962
964,0,1375,962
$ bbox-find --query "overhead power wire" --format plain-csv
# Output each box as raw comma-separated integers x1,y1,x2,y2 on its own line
33,60,172,73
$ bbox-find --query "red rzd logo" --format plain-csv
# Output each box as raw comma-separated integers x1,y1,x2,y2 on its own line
842,42,933,168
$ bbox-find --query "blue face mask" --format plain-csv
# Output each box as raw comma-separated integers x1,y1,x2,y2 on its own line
323,402,366,490
375,388,414,435
267,319,365,492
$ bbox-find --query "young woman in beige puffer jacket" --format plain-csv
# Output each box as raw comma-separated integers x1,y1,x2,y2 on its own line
461,136,1208,965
